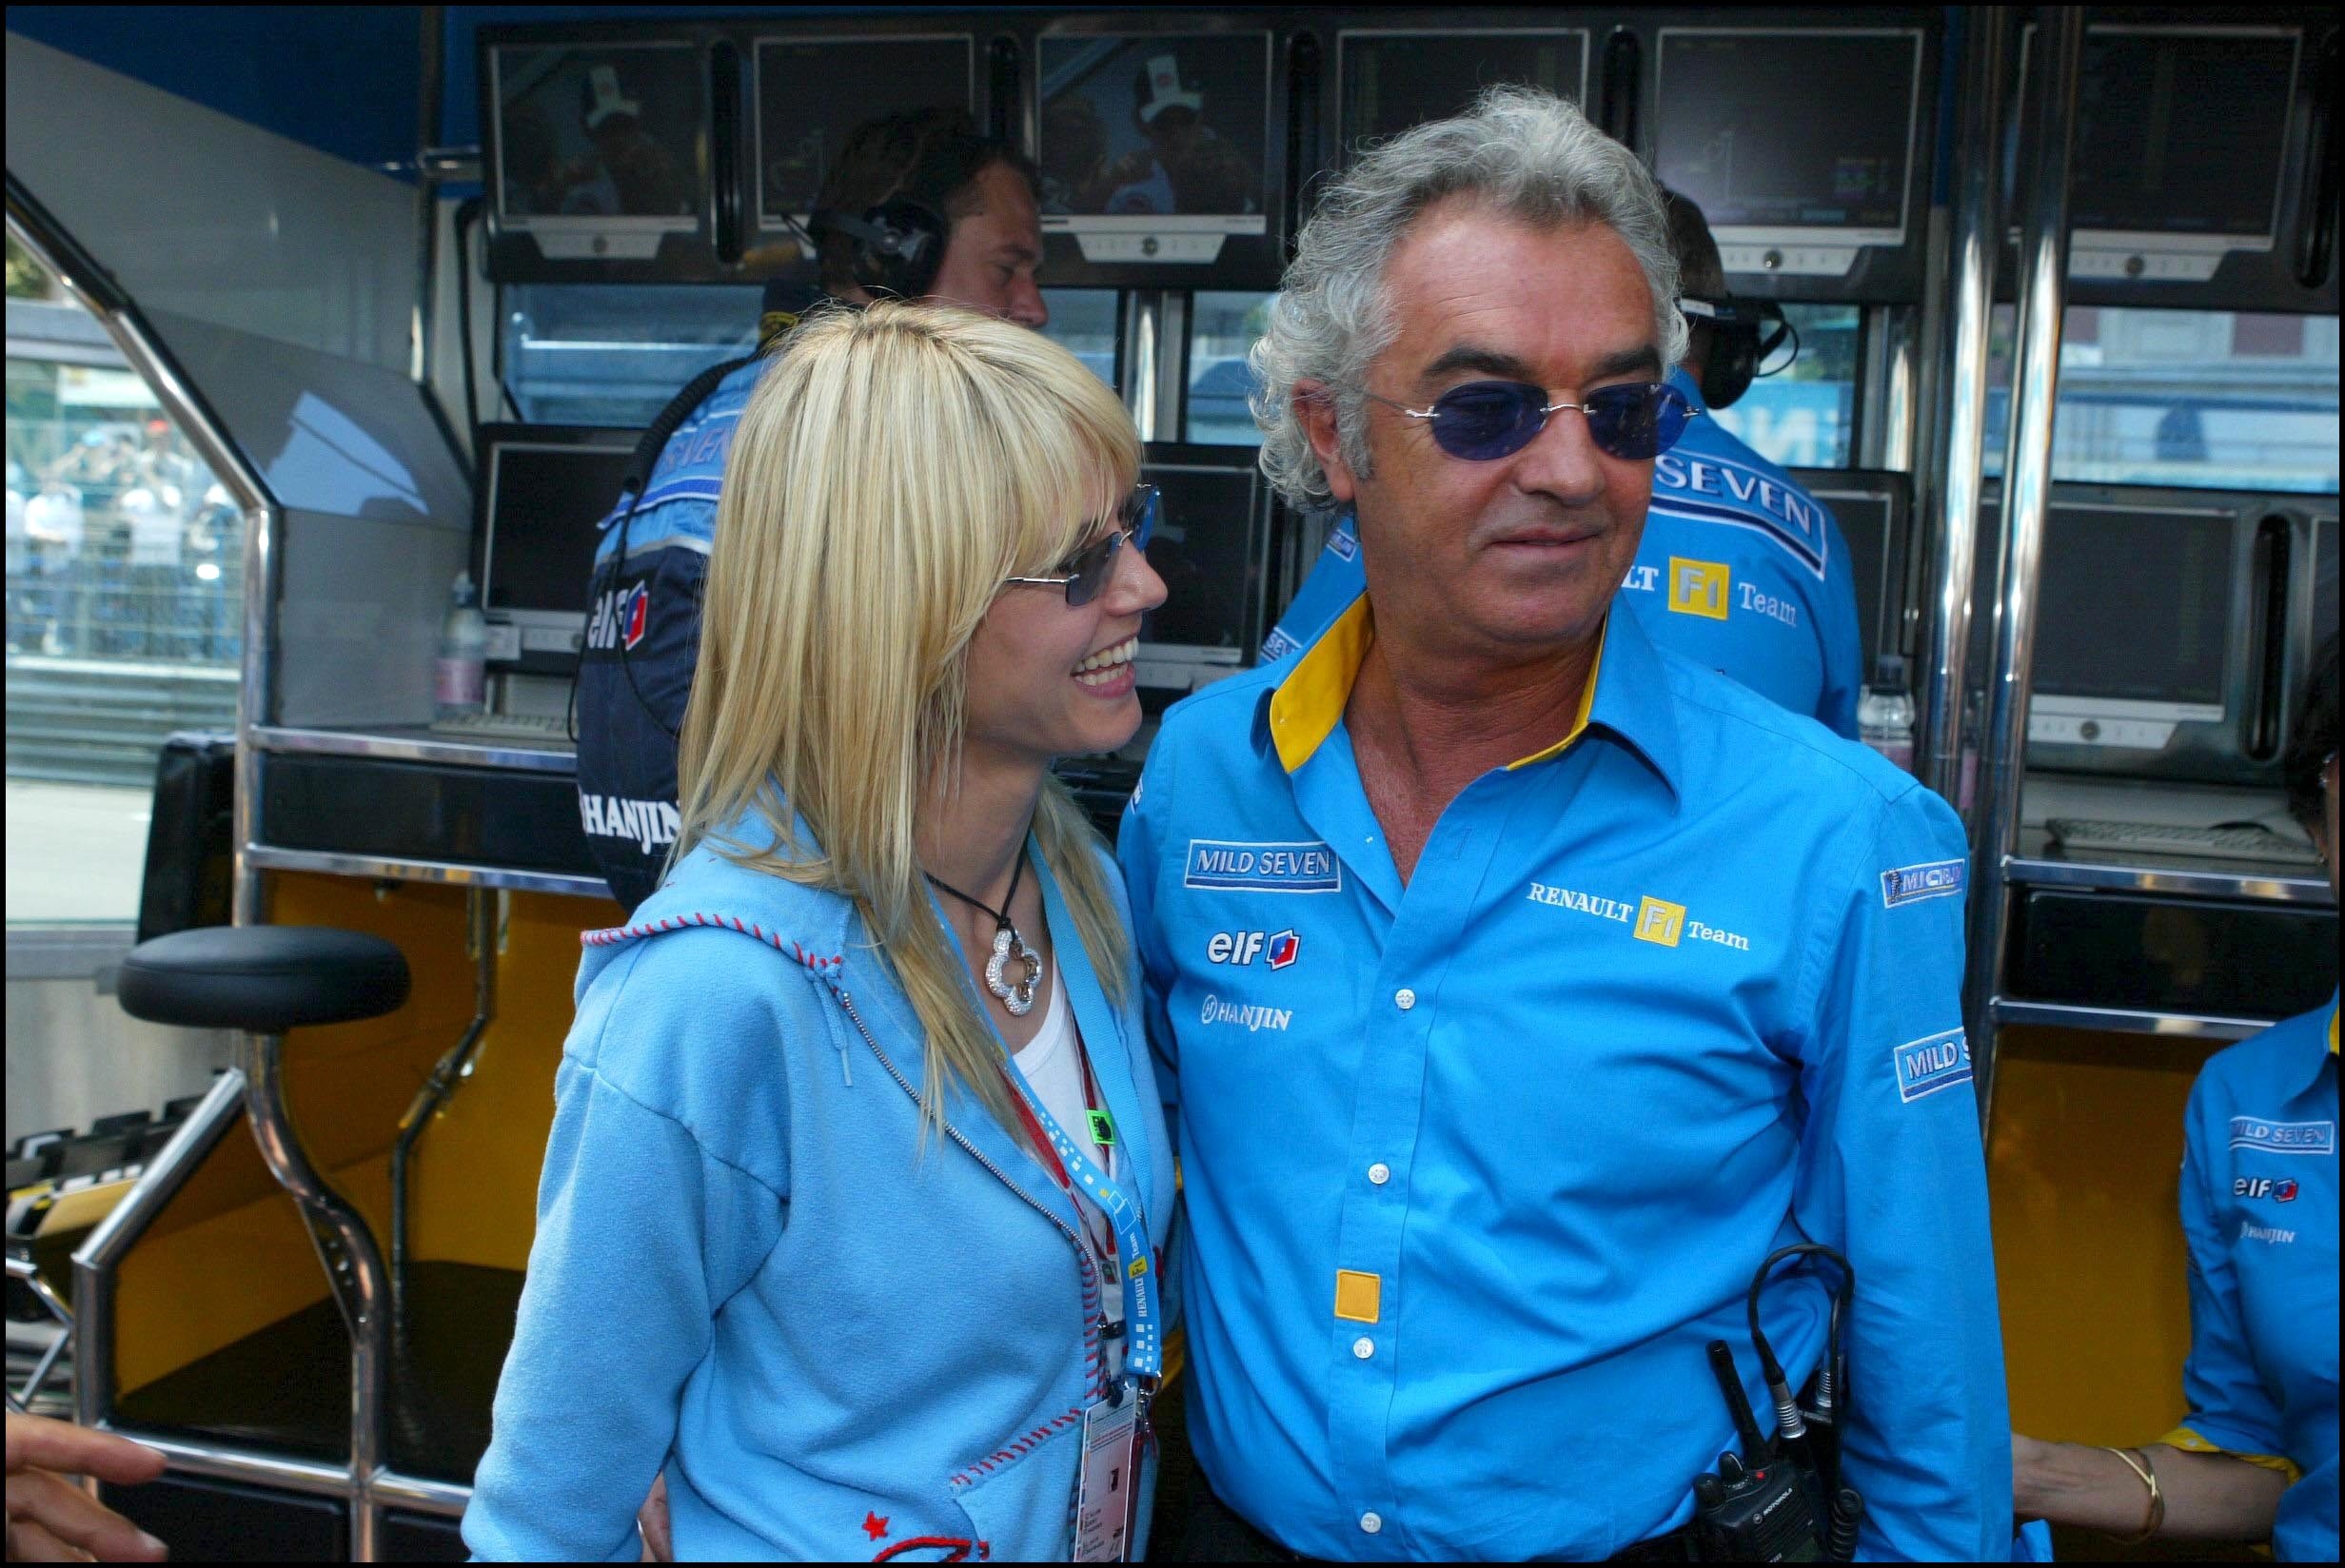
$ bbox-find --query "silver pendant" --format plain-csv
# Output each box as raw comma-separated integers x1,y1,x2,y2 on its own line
984,922,1042,1016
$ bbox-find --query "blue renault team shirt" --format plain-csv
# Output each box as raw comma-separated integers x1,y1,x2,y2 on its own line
1260,369,1865,737
2164,994,2339,1562
1121,589,2013,1559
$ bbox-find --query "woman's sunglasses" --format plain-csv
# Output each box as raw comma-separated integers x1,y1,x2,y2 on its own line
1362,380,1701,463
1002,483,1158,608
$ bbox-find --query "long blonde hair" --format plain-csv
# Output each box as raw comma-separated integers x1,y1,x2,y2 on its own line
675,302,1140,1136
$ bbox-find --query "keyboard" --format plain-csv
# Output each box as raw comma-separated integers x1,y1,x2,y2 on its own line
2045,817,2326,866
427,710,571,743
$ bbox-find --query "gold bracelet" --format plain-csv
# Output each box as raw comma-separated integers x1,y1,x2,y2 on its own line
2104,1446,2165,1544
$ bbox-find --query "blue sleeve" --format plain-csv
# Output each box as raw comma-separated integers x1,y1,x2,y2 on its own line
1261,519,1364,663
1815,510,1865,739
1117,752,1181,1142
2176,1073,2284,1456
463,940,790,1561
1790,783,2012,1560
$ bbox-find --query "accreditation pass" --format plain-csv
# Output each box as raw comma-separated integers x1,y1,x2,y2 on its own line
1072,1394,1143,1561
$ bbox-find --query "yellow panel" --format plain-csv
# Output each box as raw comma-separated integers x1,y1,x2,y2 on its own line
116,1183,326,1396
409,890,617,1270
1990,1025,2214,1445
1333,1268,1382,1324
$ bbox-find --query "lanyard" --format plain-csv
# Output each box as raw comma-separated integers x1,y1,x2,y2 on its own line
997,1040,1162,1386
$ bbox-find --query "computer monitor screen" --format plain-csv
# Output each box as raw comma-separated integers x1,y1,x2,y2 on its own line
1037,33,1272,233
1796,473,1897,669
490,42,703,238
1651,29,1921,243
2033,504,2233,714
1339,29,1587,149
753,35,975,231
478,429,638,663
2314,515,2337,655
1139,451,1267,665
2067,29,2296,244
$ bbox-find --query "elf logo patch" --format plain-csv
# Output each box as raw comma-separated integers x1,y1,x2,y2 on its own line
1206,929,1302,969
585,581,650,651
1266,930,1301,970
2234,1177,2302,1202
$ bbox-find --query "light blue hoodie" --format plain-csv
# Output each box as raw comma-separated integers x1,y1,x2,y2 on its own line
463,810,1175,1561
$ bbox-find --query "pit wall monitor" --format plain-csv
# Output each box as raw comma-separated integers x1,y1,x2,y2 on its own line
1646,23,1932,304
474,425,638,675
483,25,723,282
1973,486,2322,787
748,28,982,269
1789,467,1907,674
1031,21,1291,289
2012,22,2335,313
1334,22,1591,158
1133,442,1275,695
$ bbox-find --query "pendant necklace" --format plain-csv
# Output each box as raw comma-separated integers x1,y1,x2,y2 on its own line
927,847,1042,1016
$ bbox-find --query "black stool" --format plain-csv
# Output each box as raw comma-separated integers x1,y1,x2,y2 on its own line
108,926,410,1551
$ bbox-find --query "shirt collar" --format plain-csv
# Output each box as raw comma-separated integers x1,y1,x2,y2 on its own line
1262,584,1682,795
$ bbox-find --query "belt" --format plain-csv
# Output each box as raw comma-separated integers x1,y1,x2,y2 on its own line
1182,1480,1698,1562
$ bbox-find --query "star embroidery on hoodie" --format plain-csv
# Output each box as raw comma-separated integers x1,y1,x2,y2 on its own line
862,1512,891,1541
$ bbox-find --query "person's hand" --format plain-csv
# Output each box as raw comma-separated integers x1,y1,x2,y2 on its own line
6,1411,167,1561
637,1473,672,1563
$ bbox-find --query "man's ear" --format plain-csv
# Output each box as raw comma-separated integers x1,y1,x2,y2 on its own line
1293,380,1359,505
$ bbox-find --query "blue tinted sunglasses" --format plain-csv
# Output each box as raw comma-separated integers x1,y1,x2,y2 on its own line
1003,483,1157,608
1364,380,1701,462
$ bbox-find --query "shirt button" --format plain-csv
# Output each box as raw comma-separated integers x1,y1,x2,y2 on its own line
1360,1512,1384,1535
1352,1336,1374,1360
1368,1162,1391,1186
1394,988,1416,1010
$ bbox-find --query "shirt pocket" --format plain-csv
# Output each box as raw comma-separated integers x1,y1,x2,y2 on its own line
924,1408,1090,1562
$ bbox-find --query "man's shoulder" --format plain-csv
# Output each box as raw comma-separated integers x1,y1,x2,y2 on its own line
1142,666,1280,783
2192,1003,2335,1117
1651,421,1841,582
1657,647,1917,811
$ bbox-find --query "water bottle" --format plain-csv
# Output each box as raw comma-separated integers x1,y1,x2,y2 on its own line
434,570,487,719
1858,654,1916,773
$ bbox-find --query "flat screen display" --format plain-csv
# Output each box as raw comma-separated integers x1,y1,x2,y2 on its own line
2067,29,2296,242
1802,481,1892,668
1652,29,1921,240
1141,461,1262,651
753,36,975,228
482,438,638,618
2033,506,2232,708
1339,30,1587,149
491,42,702,230
1037,33,1271,231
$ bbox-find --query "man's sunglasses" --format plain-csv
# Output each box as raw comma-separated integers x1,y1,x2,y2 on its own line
1362,380,1701,463
1002,483,1158,607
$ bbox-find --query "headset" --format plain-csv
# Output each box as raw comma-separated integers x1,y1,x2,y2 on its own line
806,198,950,300
1679,295,1798,411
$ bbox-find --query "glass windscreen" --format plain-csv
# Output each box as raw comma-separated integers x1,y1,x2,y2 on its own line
1186,290,1271,446
1984,307,2341,494
500,284,760,426
1041,288,1120,390
1706,304,1861,469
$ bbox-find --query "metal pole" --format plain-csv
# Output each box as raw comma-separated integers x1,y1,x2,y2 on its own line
1916,9,2011,816
1965,8,2082,1128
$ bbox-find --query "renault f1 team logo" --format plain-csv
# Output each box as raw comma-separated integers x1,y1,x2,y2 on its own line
1666,558,1731,620
2234,1177,2301,1202
1894,1028,1973,1104
1206,929,1301,969
1632,895,1686,947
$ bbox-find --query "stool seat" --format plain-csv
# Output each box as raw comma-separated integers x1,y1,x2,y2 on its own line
117,926,410,1033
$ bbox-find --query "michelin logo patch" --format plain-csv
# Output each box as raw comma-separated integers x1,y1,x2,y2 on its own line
2228,1117,2335,1156
1893,1028,1973,1104
1882,859,1965,908
1185,839,1342,893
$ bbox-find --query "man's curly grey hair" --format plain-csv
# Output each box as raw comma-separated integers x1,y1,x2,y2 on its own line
1251,87,1686,511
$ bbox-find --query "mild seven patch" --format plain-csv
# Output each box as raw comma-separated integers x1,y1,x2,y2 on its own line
1894,1029,1972,1104
1184,839,1342,893
2228,1117,2335,1156
1881,858,1965,908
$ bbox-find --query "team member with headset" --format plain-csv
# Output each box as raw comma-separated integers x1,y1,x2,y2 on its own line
575,108,1050,914
1121,88,2016,1558
466,304,1174,1559
2012,639,2338,1561
1263,188,1866,738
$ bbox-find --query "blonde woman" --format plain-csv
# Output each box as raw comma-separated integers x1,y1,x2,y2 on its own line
465,304,1173,1561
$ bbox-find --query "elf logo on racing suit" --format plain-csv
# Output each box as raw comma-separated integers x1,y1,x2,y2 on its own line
586,581,650,651
2233,1177,2301,1202
1207,930,1302,968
